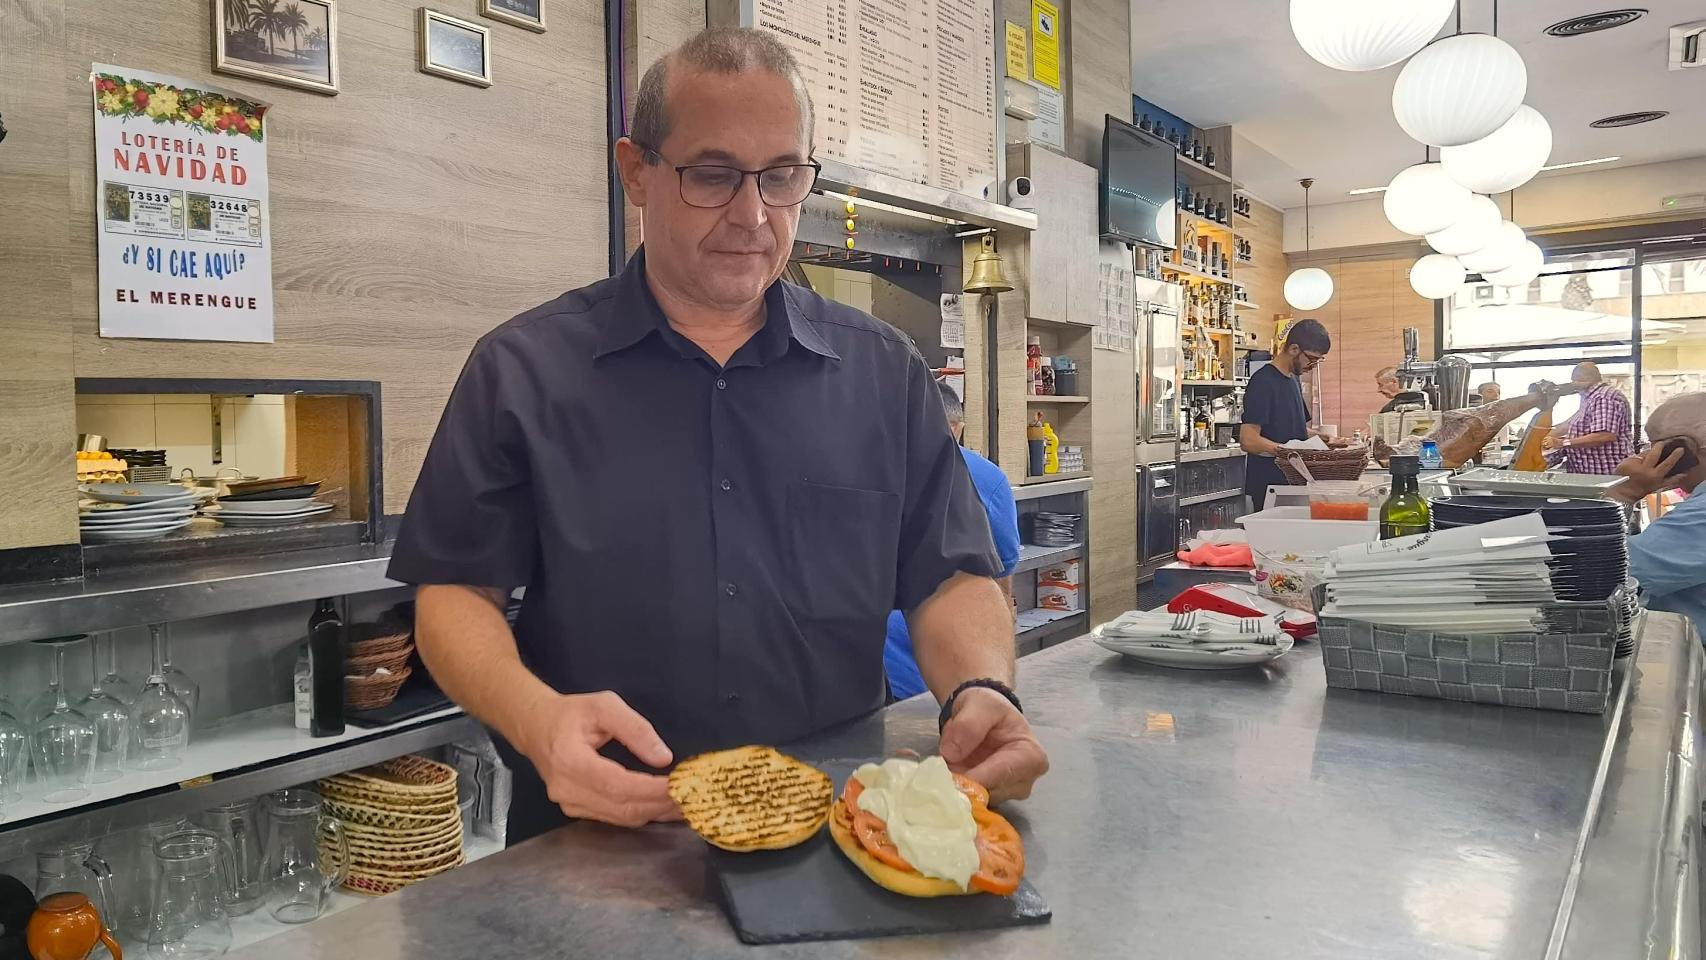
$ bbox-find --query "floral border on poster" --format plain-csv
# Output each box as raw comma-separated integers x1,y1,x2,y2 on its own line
94,72,266,141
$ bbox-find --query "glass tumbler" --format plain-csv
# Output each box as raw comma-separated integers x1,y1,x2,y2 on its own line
28,636,98,804
79,633,132,782
0,696,27,807
131,631,192,772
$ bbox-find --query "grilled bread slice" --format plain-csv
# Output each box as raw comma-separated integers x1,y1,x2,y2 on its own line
668,745,833,852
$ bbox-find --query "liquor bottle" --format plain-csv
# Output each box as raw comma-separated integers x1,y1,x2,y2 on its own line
1194,192,1207,216
1139,113,1152,133
1169,129,1183,151
1191,139,1204,163
1379,456,1431,539
1205,145,1216,169
1215,201,1228,224
307,598,346,737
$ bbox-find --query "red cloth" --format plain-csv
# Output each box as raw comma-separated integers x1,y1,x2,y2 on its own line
1175,542,1255,568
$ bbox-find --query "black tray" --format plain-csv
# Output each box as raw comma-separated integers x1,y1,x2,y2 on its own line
221,482,322,502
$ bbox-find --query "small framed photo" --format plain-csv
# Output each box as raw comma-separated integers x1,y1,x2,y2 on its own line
480,0,544,33
418,8,492,87
213,0,339,95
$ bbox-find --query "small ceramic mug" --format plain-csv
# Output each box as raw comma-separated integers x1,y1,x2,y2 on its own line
25,892,121,960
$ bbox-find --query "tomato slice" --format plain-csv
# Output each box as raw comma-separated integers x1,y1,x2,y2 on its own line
842,777,864,810
969,807,1025,896
952,773,989,811
852,809,915,872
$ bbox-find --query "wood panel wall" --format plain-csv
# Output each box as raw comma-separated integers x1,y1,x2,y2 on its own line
0,0,611,551
1287,246,1435,438
1237,196,1287,348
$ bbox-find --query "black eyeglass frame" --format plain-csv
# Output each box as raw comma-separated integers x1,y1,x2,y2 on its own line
635,143,822,209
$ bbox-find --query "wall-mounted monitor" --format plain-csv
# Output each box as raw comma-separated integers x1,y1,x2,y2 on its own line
1101,114,1177,250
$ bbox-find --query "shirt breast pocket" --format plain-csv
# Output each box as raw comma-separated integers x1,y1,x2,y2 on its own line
787,479,901,624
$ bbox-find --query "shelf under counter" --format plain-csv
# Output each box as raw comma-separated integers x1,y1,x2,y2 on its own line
1178,489,1245,507
1011,475,1094,501
1178,447,1246,463
1012,541,1084,575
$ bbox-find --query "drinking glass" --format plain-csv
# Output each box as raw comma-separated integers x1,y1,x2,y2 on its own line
0,696,27,807
150,624,200,724
147,828,234,959
78,633,131,783
92,630,139,704
195,798,266,916
28,636,98,804
263,789,347,923
131,632,192,772
34,842,118,922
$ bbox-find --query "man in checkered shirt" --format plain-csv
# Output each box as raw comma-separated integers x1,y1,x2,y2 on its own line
1543,361,1634,474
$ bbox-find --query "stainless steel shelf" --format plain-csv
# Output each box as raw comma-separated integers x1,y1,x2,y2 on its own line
1015,610,1088,656
1178,447,1246,463
1011,475,1095,501
0,711,478,860
1178,489,1244,507
1012,542,1084,575
815,158,1038,231
0,542,404,641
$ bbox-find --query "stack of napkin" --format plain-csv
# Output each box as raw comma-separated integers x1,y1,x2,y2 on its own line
1099,607,1285,654
1320,513,1556,632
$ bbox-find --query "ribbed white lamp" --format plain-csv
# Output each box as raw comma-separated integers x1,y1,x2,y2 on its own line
1392,34,1527,147
1484,240,1544,288
1458,220,1526,275
1441,105,1553,194
1285,178,1334,311
1289,0,1455,72
1410,253,1466,299
1383,162,1472,236
1426,194,1502,256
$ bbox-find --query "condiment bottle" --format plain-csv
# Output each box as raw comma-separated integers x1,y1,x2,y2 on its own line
1379,455,1431,540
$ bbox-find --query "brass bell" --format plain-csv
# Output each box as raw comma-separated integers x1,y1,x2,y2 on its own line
964,234,1013,294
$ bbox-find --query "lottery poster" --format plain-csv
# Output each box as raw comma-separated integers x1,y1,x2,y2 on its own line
91,64,274,342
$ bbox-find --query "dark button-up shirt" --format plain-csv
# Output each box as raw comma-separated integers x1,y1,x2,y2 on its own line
389,249,1000,761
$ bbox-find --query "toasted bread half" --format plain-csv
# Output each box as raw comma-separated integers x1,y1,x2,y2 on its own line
668,745,832,852
827,800,973,898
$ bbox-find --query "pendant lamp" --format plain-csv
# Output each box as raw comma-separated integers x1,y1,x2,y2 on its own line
1392,33,1526,147
1458,220,1526,275
1485,239,1544,288
1383,162,1472,236
1410,253,1467,299
1425,194,1501,256
1289,0,1455,72
1285,179,1334,312
1440,105,1552,194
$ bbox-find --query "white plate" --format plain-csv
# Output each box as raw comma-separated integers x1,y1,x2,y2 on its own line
211,507,335,527
80,508,198,527
201,497,325,515
1092,624,1294,670
79,483,201,504
81,498,199,516
80,519,193,542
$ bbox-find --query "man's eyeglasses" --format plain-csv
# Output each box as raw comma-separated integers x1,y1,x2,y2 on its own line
1300,349,1327,368
637,144,820,209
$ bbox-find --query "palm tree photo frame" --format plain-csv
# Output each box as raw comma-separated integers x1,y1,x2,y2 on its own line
214,0,339,95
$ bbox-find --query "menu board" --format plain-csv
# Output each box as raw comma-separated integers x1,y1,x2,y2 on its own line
754,0,998,199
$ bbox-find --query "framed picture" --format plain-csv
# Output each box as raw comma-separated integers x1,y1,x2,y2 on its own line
213,0,339,95
418,9,492,87
480,0,544,33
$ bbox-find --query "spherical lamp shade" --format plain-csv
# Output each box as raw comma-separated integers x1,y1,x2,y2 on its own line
1383,162,1473,236
1285,267,1335,311
1441,105,1553,194
1392,34,1527,147
1289,0,1456,72
1484,240,1544,288
1425,194,1501,256
1409,254,1466,299
1458,220,1526,275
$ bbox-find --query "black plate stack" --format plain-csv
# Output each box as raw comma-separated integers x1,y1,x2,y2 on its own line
110,447,170,482
1428,495,1630,604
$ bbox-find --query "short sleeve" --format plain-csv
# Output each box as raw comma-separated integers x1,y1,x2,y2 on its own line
893,353,1001,611
1242,372,1276,427
964,452,1021,577
1631,498,1706,601
389,338,537,589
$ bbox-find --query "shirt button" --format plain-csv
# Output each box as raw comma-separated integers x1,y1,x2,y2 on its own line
724,693,741,705
725,582,739,597
715,378,728,390
719,478,733,492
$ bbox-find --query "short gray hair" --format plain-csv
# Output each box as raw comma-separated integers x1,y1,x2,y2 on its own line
1375,366,1398,381
631,27,814,155
936,379,964,425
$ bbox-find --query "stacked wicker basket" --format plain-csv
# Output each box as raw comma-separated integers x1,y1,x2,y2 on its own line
345,622,414,711
318,755,464,895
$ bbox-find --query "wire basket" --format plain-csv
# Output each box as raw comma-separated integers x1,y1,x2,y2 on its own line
1276,445,1371,483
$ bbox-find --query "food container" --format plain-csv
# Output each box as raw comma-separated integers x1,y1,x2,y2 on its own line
1306,480,1380,521
1237,506,1380,559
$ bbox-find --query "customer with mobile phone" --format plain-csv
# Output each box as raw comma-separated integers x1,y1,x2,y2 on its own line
1613,393,1706,635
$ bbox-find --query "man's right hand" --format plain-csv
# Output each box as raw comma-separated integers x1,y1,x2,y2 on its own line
1610,444,1686,503
515,690,681,828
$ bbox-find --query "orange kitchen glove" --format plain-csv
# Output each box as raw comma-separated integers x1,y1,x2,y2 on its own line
1175,542,1254,568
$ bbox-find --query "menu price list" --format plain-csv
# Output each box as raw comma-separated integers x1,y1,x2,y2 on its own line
754,0,997,200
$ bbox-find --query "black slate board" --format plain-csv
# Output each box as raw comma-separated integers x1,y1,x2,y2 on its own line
707,760,1050,945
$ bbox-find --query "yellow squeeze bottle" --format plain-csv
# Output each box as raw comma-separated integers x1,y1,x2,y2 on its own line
1042,418,1060,474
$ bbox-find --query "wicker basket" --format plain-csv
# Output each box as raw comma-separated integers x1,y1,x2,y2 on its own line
342,856,465,897
324,795,455,830
1275,445,1371,483
345,664,411,711
345,644,413,676
346,623,412,659
326,755,458,799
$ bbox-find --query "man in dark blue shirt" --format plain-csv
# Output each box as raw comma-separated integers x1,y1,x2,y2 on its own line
390,28,1048,842
1241,318,1333,509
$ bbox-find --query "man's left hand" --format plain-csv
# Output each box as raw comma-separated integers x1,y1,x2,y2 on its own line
1541,433,1563,451
938,687,1049,805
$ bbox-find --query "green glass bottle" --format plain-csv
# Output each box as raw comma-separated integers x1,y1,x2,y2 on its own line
1380,455,1431,540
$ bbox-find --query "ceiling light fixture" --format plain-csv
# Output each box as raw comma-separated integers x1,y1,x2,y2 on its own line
1384,161,1473,235
1285,178,1335,312
1539,156,1621,172
1459,220,1527,274
1485,240,1545,287
1543,9,1647,38
1411,253,1467,299
1289,0,1456,72
1427,194,1502,256
1441,104,1553,193
1347,186,1388,195
1392,31,1527,147
1589,111,1669,128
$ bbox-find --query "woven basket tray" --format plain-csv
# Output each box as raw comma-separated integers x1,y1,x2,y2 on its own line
325,825,462,865
347,623,412,659
344,664,412,711
324,796,457,831
342,856,465,897
323,755,458,799
1276,445,1371,483
346,644,413,675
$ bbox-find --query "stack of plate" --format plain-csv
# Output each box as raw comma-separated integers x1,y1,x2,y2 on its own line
203,478,333,527
1030,511,1082,547
319,755,465,897
1428,495,1629,603
79,483,207,543
110,448,170,482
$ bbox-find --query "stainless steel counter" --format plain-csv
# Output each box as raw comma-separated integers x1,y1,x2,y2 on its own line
229,613,1701,960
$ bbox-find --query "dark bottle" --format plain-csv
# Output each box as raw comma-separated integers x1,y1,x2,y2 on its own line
1139,113,1152,133
1193,140,1205,163
1205,145,1216,168
1195,193,1208,216
307,598,346,737
1380,456,1432,540
1169,129,1183,150
1215,201,1228,223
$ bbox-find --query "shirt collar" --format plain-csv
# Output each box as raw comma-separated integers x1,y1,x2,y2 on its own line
595,247,839,362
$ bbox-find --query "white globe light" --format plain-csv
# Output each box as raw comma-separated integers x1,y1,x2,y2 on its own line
1458,220,1526,275
1425,194,1501,256
1409,254,1466,299
1441,105,1553,194
1285,267,1335,311
1383,162,1473,236
1392,34,1527,147
1290,0,1455,72
1484,240,1544,288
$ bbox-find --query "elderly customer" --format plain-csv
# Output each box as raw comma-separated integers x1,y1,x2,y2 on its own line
1543,361,1635,474
1611,393,1706,634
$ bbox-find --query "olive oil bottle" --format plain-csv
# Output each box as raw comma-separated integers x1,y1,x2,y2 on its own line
1380,455,1431,539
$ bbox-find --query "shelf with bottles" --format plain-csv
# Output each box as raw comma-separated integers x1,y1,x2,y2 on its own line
1231,192,1257,223
1175,187,1233,234
1161,261,1231,285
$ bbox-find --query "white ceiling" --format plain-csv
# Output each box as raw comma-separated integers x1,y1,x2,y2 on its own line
1129,1,1706,209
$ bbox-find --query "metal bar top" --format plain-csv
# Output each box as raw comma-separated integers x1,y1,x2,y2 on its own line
228,614,1699,960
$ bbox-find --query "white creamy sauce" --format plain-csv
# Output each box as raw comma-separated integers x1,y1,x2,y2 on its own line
851,756,979,888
